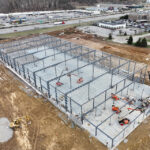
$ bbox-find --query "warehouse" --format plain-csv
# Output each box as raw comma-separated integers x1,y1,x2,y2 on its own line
98,21,126,29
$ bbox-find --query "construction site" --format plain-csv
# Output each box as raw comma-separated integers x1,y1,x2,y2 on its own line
0,32,150,149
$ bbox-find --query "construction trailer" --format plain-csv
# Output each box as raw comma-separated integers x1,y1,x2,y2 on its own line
0,34,150,149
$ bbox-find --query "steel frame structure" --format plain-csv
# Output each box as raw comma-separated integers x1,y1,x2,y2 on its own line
0,34,149,149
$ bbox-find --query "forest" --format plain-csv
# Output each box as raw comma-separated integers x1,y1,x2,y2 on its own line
0,0,146,13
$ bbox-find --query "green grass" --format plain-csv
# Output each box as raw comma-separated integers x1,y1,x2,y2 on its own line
0,24,76,39
0,21,95,39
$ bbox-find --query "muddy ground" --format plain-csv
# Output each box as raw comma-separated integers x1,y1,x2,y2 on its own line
0,28,150,150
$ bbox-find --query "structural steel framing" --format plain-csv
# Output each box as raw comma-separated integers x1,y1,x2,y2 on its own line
0,34,148,149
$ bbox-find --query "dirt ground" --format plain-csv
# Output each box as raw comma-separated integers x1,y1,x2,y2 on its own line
0,28,150,150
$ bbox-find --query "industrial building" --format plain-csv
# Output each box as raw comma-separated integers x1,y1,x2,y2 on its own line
98,21,126,29
129,12,150,22
0,35,150,149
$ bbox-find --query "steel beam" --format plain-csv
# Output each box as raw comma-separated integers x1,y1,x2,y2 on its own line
83,65,147,117
87,64,140,103
47,55,111,84
66,58,130,95
2,35,53,51
24,45,81,70
96,82,136,129
13,41,69,60
66,71,109,95
5,37,60,55
33,49,95,88
33,48,94,74
110,61,129,87
3,35,50,50
22,43,72,66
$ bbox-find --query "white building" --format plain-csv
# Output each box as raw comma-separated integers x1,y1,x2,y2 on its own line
98,21,126,29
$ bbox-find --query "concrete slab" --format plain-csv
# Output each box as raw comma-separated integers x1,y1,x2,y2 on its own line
0,117,13,143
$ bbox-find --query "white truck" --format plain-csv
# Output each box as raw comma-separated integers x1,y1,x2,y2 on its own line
54,21,65,25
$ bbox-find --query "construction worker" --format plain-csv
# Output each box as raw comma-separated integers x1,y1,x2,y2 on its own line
111,93,119,101
112,105,121,114
119,118,130,126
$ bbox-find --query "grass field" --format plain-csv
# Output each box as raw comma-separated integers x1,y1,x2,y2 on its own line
0,21,95,40
0,24,77,39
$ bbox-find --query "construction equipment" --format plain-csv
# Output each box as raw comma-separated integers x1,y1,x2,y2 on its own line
9,119,21,129
77,77,83,84
127,107,141,111
111,93,120,101
56,68,68,86
137,97,150,112
67,73,77,77
56,82,63,86
118,118,130,126
140,97,150,107
112,105,121,114
122,96,136,105
117,97,150,126
9,116,30,130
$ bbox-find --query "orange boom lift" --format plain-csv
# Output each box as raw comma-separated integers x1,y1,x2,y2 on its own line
111,93,120,100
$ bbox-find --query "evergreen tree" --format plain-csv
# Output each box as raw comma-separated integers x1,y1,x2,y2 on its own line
141,38,147,47
119,30,122,35
135,38,141,47
120,15,128,20
127,35,133,45
124,32,127,36
108,33,112,40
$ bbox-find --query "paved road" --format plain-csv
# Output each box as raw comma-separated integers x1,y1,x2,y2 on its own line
0,13,125,34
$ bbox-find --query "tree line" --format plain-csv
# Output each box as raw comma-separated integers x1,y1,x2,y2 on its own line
0,0,96,13
0,0,146,13
108,34,148,48
128,36,148,48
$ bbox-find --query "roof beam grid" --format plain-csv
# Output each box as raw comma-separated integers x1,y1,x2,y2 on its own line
47,55,111,85
21,43,73,66
83,65,147,117
13,41,70,60
66,59,131,96
33,48,95,75
4,37,60,55
1,35,51,51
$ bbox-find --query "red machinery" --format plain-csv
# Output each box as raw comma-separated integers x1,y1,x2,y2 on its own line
77,77,83,84
111,93,120,101
112,105,121,114
56,82,63,86
119,118,130,126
